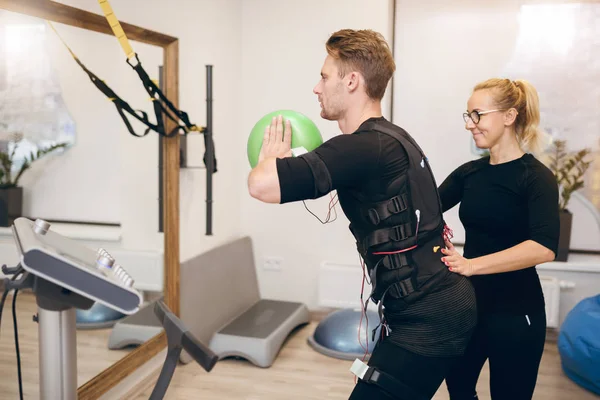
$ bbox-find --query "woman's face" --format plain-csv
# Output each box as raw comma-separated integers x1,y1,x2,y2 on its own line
464,89,509,150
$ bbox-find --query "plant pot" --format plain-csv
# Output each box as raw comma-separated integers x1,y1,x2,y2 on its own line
557,210,573,262
0,186,23,227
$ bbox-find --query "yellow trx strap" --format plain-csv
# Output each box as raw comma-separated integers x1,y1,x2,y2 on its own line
45,4,216,170
96,0,203,133
46,21,117,102
97,0,135,62
46,21,78,61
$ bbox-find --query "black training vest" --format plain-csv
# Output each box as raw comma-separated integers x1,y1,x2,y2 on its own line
338,120,451,306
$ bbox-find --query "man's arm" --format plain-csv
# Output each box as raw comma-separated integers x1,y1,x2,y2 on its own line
248,157,281,203
247,115,292,203
247,131,383,205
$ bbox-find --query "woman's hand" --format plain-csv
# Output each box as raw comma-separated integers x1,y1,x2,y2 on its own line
441,239,476,277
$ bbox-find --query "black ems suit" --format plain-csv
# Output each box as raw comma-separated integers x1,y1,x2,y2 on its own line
276,117,478,400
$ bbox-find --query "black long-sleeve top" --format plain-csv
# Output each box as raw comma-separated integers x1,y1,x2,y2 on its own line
438,153,560,314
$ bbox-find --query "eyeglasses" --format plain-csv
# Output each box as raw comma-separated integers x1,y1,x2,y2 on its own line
462,109,504,124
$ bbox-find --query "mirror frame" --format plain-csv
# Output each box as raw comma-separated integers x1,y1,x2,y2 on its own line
0,0,180,398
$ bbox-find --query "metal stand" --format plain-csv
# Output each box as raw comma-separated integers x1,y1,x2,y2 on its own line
3,266,95,400
205,64,214,236
2,218,218,399
37,304,77,400
3,266,217,400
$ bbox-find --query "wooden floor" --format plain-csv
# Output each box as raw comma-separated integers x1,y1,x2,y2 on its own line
0,290,134,398
135,317,600,400
1,291,598,400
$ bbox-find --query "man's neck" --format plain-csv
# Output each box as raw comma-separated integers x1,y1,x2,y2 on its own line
338,99,383,134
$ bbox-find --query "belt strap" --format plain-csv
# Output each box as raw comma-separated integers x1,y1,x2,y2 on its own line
381,253,409,269
367,193,409,225
350,359,430,400
392,277,417,298
379,275,417,302
362,223,413,251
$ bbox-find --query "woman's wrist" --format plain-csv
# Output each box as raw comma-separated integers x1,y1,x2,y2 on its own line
468,258,480,276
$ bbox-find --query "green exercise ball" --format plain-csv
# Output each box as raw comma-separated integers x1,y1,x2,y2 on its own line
247,110,323,168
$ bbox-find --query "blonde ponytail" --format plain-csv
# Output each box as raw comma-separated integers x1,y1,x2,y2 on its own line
512,79,547,155
473,78,549,155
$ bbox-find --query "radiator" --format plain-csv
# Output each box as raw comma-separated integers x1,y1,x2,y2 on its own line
540,275,561,328
318,261,371,309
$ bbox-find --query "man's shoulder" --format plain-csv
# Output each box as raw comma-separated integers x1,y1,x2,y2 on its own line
356,117,408,134
354,118,417,147
315,130,381,157
318,117,414,155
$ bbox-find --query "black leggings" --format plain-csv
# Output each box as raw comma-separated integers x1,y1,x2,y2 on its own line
445,310,547,400
348,338,460,400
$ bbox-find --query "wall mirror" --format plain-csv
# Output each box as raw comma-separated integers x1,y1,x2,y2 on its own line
0,1,181,398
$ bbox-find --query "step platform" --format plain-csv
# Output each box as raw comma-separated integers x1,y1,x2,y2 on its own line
208,299,310,368
107,299,164,349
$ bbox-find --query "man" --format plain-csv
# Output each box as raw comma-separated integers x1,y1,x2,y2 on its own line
248,29,477,400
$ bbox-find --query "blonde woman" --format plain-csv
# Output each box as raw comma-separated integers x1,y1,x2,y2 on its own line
439,78,560,400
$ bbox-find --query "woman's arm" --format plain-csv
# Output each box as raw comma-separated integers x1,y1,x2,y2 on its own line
469,240,555,275
442,162,560,276
438,165,466,213
442,239,555,276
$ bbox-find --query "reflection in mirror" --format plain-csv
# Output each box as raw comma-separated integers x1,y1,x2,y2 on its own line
0,11,74,171
0,8,165,398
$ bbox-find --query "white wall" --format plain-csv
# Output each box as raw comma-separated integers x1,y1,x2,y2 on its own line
5,0,596,315
391,0,600,328
392,0,600,250
239,0,599,311
240,0,394,307
7,0,245,259
392,0,521,244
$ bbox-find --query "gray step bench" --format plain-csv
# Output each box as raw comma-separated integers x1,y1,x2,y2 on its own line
108,236,310,368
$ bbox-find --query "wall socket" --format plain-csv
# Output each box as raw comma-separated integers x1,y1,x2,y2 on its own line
263,257,283,271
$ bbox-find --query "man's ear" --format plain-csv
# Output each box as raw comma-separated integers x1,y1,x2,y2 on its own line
504,108,518,126
346,71,360,93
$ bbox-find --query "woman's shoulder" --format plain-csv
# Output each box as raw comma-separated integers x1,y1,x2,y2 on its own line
519,153,557,185
450,156,489,179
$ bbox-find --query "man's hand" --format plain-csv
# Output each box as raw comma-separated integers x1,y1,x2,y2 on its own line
441,239,476,277
258,115,292,163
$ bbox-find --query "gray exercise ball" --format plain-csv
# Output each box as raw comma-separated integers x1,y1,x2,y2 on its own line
76,302,126,329
307,308,381,360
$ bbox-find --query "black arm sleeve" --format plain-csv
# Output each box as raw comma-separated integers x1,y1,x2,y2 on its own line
438,165,465,213
276,156,317,203
525,165,560,255
277,133,381,204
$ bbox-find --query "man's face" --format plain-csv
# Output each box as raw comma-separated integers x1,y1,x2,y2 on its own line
313,55,346,121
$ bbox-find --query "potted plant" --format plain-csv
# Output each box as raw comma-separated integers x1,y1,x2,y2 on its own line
0,133,69,227
545,139,592,261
